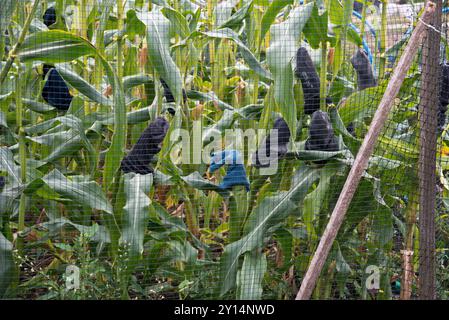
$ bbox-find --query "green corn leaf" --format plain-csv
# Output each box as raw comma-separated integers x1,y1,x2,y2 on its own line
38,114,97,176
303,164,337,240
182,171,230,198
0,147,20,184
329,0,344,26
17,30,125,191
260,0,293,44
162,7,191,39
0,232,15,298
123,74,154,92
266,2,314,140
203,28,272,81
101,106,153,126
19,30,97,63
338,86,381,125
120,173,153,258
215,0,239,27
125,9,147,38
236,251,267,300
219,0,254,30
303,4,329,49
0,111,6,128
98,58,126,192
42,169,113,213
138,10,183,104
55,63,113,107
219,166,319,295
295,150,343,161
186,90,234,111
22,98,56,113
0,0,16,34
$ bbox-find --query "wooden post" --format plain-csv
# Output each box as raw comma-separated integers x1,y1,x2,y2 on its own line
295,2,437,300
418,0,441,300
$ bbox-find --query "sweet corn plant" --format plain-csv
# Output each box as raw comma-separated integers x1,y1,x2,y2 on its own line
1,0,449,300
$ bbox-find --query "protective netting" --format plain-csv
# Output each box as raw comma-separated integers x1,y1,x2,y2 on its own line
0,0,448,300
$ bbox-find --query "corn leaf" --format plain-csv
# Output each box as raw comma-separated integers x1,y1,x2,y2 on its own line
219,166,319,295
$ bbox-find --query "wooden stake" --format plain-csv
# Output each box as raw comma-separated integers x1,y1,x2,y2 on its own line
418,0,441,300
295,2,437,300
400,250,414,299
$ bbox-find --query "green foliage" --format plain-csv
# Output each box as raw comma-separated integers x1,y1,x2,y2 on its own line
219,167,320,296
0,0,446,301
140,10,183,104
266,2,314,139
0,232,15,298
